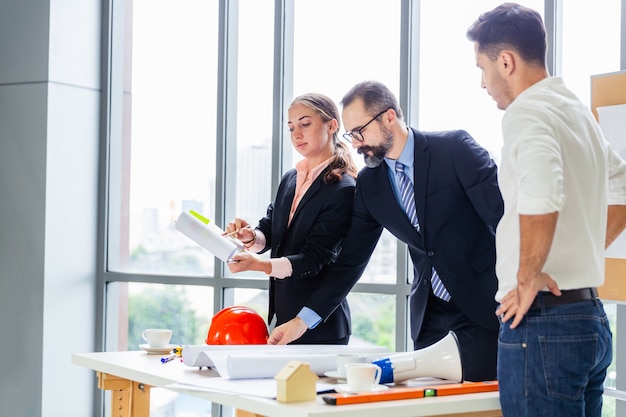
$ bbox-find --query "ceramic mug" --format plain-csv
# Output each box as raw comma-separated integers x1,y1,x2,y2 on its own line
141,328,172,348
344,363,382,392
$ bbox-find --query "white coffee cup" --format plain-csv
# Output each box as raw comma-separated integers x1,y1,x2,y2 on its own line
141,329,172,348
344,363,382,392
336,353,367,377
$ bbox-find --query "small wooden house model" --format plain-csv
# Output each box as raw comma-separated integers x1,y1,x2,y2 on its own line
274,360,318,402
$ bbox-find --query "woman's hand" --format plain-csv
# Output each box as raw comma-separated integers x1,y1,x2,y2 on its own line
227,251,272,274
224,218,255,243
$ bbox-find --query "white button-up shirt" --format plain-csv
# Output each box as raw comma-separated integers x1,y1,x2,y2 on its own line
495,76,626,301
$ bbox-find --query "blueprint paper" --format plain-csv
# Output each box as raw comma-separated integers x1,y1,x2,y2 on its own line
182,344,390,379
166,376,450,399
175,211,244,262
167,379,335,399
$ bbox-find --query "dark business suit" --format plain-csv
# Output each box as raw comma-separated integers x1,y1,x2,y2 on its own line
322,128,503,380
256,166,356,344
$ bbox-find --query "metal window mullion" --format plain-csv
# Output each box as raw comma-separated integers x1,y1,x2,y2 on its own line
399,0,420,127
272,0,294,194
396,0,421,352
544,0,562,76
96,2,114,415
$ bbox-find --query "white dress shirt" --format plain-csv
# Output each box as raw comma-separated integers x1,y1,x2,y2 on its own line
495,77,626,301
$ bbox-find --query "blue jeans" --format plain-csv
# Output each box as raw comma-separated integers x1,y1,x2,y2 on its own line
497,298,612,417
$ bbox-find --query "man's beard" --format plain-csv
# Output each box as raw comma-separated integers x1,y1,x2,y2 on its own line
358,128,394,168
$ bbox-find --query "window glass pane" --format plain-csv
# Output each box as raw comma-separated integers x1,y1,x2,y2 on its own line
228,289,396,350
234,0,274,222
293,0,401,285
105,282,214,417
106,282,214,351
223,0,275,280
229,288,270,322
292,0,401,168
108,0,219,276
347,292,396,351
602,396,616,417
561,0,621,105
419,0,544,160
362,229,398,284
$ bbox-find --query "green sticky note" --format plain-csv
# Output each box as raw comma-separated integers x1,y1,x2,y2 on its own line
189,210,210,224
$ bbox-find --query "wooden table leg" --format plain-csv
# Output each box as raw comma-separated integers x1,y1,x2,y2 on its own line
97,372,151,417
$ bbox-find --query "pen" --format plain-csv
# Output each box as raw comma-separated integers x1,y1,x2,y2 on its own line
223,225,251,238
161,354,176,363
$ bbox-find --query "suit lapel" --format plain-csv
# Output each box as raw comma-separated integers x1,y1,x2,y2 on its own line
274,172,297,244
290,172,324,222
412,129,430,225
368,165,419,237
276,168,326,245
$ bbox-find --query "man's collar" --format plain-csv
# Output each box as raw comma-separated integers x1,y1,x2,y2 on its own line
385,127,414,169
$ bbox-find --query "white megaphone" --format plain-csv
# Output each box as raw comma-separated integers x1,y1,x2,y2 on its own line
372,331,463,384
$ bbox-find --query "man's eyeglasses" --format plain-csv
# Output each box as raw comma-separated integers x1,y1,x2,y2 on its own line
342,109,388,143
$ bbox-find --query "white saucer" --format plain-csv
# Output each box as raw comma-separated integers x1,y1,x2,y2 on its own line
139,344,177,354
334,384,389,394
324,370,346,380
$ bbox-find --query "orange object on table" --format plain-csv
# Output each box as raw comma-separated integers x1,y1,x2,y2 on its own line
322,380,499,405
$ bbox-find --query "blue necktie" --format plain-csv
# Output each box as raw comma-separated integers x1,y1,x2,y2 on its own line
395,162,451,302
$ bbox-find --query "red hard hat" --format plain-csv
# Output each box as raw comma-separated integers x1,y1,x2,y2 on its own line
206,306,269,345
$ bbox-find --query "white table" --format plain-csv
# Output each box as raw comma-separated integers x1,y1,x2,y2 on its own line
72,351,501,417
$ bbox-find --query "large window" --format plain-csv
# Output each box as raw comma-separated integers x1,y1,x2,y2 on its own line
108,0,219,277
291,0,403,338
103,1,407,415
101,1,626,416
234,0,275,223
419,0,543,160
561,0,622,105
104,1,221,415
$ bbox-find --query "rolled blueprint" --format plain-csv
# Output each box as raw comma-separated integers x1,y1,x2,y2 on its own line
175,210,244,262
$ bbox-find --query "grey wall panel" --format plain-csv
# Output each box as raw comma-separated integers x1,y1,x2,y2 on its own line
0,82,48,417
42,82,99,416
0,1,50,84
0,0,100,415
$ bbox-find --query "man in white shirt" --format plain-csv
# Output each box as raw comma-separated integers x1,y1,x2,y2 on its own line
467,3,626,416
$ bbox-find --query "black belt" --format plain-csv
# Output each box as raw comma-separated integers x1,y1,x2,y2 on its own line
529,287,598,310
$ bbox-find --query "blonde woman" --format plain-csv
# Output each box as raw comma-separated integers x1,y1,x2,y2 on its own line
225,93,358,345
